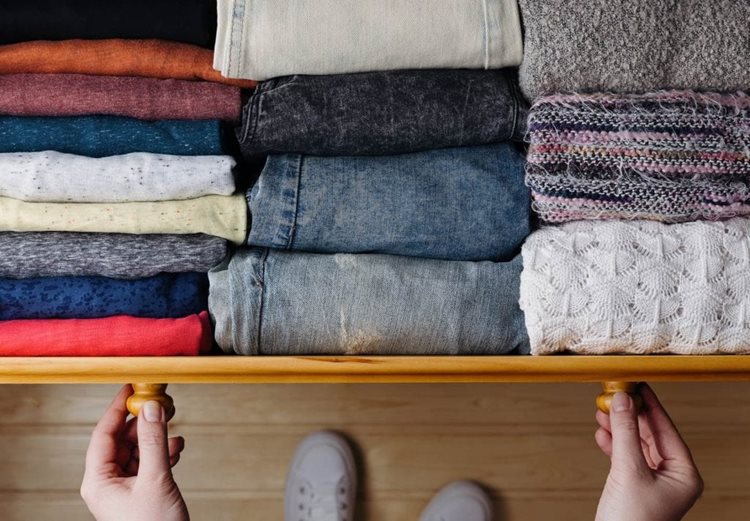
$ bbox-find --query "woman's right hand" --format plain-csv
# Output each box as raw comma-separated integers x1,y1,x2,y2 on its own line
594,383,703,521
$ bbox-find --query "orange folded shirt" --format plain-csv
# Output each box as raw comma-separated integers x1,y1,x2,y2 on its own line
0,39,256,88
0,312,214,356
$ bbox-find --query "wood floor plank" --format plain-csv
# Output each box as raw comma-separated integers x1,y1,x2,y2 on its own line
0,383,747,520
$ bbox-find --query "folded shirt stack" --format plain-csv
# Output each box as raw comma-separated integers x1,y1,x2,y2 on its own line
517,0,750,355
209,0,532,356
0,1,251,356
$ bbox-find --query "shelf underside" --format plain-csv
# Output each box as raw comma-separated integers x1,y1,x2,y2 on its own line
1,355,750,383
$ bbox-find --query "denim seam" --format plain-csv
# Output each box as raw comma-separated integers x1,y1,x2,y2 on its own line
510,80,525,142
508,76,519,142
227,0,243,77
481,0,490,69
239,84,262,144
255,248,269,355
286,155,304,249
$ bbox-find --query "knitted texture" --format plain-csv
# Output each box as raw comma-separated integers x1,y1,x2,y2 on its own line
517,0,750,100
526,91,750,223
520,218,750,355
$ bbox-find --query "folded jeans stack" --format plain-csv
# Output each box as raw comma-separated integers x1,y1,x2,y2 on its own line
209,0,533,355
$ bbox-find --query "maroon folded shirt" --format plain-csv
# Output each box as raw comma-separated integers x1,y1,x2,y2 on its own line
0,73,241,122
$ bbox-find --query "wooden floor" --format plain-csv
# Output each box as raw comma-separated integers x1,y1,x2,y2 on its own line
0,382,748,520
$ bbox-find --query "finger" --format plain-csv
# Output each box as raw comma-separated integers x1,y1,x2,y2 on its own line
640,384,696,464
595,427,613,457
169,453,181,468
135,401,172,483
85,385,133,476
635,412,664,469
168,436,186,458
608,392,650,473
596,410,611,430
132,436,185,462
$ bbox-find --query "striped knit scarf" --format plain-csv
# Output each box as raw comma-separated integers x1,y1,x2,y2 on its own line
526,91,750,223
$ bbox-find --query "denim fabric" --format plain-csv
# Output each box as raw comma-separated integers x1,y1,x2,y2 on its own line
208,248,530,355
0,272,208,320
238,70,528,157
247,144,530,261
0,116,224,157
214,0,524,80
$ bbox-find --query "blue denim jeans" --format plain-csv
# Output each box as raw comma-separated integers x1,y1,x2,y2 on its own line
209,248,530,355
247,144,530,261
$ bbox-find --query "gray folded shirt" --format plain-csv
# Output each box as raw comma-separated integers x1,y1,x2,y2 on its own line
0,232,228,279
209,248,530,355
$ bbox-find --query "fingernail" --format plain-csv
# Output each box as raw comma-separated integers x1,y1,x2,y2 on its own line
142,401,163,423
612,392,632,412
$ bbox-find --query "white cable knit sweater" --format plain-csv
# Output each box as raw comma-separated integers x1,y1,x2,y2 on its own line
520,219,750,355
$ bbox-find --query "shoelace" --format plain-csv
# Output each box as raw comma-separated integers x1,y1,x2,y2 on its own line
306,480,347,521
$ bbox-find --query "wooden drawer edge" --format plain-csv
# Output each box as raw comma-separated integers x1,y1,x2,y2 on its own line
0,356,749,384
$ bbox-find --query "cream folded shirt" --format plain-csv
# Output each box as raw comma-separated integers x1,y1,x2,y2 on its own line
214,0,524,80
0,151,236,202
0,194,248,244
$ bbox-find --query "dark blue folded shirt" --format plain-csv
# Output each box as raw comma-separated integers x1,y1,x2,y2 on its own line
0,272,208,319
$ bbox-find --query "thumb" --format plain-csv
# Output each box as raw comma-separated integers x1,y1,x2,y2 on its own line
136,401,172,483
608,392,649,473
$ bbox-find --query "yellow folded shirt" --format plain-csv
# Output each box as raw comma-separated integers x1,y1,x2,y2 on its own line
0,194,247,244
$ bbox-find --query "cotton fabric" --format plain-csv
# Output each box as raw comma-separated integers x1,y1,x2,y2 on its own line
0,233,227,279
0,151,236,203
0,116,224,157
0,272,207,320
520,219,750,355
0,74,241,121
518,0,750,100
0,39,256,87
214,0,524,80
0,195,248,244
209,248,529,355
526,91,750,223
0,312,213,357
238,70,528,156
248,145,529,261
0,0,217,47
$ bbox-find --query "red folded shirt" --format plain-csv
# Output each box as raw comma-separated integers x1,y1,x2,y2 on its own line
0,312,213,356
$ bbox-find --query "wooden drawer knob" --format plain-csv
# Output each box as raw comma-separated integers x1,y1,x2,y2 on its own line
596,381,643,413
126,383,175,421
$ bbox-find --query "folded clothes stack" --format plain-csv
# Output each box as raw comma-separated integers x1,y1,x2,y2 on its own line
517,0,750,355
0,0,249,356
209,0,533,355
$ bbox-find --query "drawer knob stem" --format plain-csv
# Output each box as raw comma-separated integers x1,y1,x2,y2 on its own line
127,383,175,421
596,381,643,413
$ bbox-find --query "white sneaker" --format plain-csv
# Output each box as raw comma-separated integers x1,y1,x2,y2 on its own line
284,431,357,521
418,481,493,521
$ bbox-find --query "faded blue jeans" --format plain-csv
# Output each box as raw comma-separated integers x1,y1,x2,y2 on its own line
209,248,529,355
247,144,529,261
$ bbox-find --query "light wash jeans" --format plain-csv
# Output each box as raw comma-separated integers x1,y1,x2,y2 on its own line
214,0,524,80
247,144,530,261
209,248,530,355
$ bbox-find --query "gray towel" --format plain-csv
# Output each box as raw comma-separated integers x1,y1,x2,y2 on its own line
518,0,750,100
